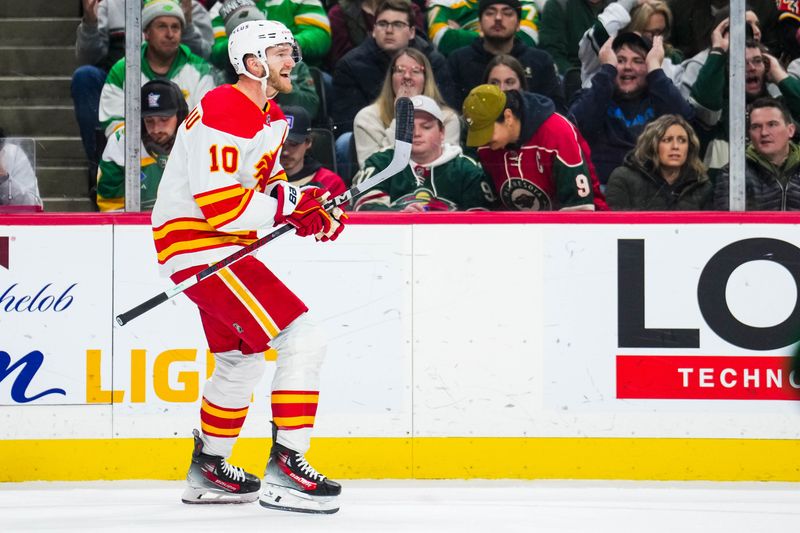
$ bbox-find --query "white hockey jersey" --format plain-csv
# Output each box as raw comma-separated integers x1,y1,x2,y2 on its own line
151,84,289,276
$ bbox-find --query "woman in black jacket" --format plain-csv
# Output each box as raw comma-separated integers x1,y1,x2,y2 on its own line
605,114,712,210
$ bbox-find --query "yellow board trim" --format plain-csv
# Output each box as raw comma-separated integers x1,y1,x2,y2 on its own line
2,437,800,482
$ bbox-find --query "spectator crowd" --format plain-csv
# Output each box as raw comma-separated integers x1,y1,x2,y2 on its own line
7,0,800,213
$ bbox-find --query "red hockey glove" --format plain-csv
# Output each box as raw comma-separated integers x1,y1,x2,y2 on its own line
316,206,348,242
273,183,332,238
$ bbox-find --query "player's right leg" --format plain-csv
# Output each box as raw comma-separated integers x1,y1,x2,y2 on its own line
183,427,261,504
181,349,266,504
172,258,308,504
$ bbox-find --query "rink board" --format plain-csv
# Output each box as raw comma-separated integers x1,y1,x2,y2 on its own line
1,212,800,481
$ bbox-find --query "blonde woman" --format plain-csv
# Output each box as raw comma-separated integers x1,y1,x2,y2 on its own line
352,47,460,167
605,114,711,210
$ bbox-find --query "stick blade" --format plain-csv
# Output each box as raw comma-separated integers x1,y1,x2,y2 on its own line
394,97,414,144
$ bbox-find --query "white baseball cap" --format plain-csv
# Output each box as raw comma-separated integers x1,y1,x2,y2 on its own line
410,95,444,124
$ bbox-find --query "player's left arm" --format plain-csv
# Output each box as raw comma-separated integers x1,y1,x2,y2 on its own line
551,119,595,211
350,152,394,211
458,154,495,210
554,160,595,211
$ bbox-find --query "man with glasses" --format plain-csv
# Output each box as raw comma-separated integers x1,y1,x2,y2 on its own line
332,0,454,134
697,33,800,109
353,95,493,211
687,24,800,180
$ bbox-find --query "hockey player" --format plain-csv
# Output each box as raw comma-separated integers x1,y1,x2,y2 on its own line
150,19,345,513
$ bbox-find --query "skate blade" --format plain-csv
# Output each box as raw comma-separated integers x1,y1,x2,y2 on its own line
181,486,259,505
258,483,339,514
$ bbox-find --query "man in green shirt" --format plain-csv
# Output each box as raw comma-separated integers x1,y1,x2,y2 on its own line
98,0,215,137
428,0,540,56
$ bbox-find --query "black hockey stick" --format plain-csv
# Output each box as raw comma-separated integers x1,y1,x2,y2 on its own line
115,97,414,326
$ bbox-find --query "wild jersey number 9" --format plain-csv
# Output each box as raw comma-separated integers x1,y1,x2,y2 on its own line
575,174,591,198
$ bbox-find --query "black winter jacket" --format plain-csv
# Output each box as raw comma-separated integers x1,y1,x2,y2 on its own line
714,143,800,211
447,37,564,112
605,154,712,210
331,36,454,133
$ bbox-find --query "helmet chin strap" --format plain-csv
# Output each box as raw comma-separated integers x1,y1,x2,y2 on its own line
242,58,272,98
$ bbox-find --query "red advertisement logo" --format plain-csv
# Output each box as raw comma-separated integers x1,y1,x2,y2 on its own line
616,355,800,400
0,236,7,270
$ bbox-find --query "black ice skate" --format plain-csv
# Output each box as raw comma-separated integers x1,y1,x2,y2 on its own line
259,441,342,514
181,429,261,504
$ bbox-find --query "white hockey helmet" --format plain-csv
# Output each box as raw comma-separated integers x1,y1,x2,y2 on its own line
228,19,300,81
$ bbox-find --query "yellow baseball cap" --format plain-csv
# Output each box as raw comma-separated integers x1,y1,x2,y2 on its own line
463,84,507,147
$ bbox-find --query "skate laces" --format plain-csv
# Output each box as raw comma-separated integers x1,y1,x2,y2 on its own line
295,453,325,481
220,459,246,482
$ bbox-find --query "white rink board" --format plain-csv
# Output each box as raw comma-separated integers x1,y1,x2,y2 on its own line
0,225,112,408
110,224,413,439
0,225,113,438
542,224,800,438
412,224,544,437
2,221,800,440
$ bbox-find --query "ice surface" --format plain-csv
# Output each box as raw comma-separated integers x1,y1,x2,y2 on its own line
0,479,798,532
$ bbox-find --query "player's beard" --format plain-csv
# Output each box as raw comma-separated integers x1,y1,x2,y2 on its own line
267,68,293,95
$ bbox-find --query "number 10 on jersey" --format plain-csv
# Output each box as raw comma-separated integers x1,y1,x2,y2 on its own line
209,144,240,173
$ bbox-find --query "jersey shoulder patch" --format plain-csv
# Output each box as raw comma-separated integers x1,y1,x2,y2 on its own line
200,85,266,139
266,99,286,124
